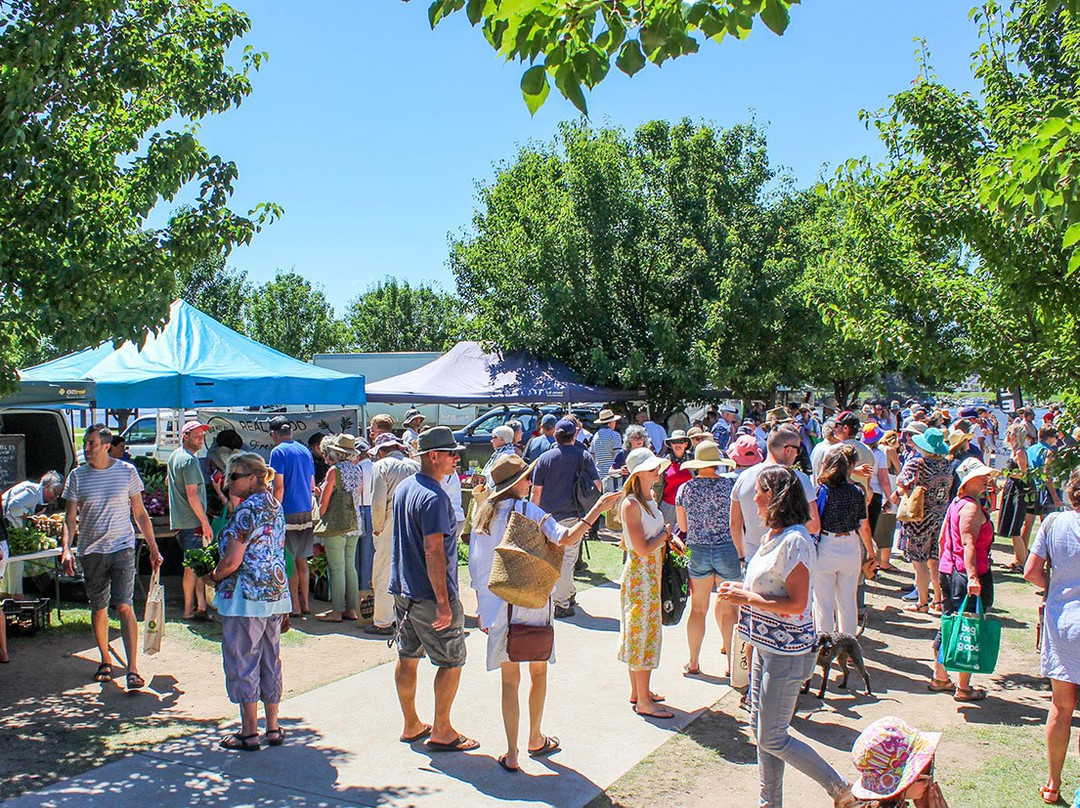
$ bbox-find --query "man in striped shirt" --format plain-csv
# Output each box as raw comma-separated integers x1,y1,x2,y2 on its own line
61,424,162,691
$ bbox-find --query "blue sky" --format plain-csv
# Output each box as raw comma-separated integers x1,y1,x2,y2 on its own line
191,1,982,310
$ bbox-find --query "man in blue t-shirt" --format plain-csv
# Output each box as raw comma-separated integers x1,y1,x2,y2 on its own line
389,426,477,752
268,416,316,616
531,417,601,617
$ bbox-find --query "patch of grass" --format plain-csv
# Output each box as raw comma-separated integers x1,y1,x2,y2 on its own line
575,536,623,588
41,603,119,634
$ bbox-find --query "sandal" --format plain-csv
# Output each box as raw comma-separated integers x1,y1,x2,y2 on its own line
629,692,665,704
634,705,675,719
426,735,480,753
126,672,145,691
528,736,561,757
1040,785,1060,804
683,663,702,676
264,727,285,746
93,663,113,683
399,724,432,744
928,601,944,615
904,602,929,613
220,732,260,752
928,677,956,692
954,686,987,702
497,754,520,772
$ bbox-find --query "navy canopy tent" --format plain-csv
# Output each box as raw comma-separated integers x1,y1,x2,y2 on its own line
364,341,642,404
20,300,366,409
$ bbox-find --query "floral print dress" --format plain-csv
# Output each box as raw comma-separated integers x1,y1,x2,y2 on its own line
618,498,667,670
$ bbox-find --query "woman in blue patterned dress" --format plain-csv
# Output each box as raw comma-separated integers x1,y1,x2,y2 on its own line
205,452,291,752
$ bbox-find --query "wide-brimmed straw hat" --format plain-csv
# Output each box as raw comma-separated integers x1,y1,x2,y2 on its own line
681,441,735,471
488,454,538,497
946,426,974,452
913,427,949,456
332,433,360,453
624,447,670,479
686,426,709,441
851,716,941,800
955,456,997,488
766,406,792,424
595,408,622,425
664,430,691,445
728,435,764,466
902,421,928,437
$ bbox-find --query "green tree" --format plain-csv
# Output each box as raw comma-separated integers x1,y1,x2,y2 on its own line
245,271,346,361
344,278,467,352
0,0,279,394
425,0,798,114
177,253,250,331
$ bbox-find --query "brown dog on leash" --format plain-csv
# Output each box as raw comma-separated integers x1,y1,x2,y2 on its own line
801,632,873,699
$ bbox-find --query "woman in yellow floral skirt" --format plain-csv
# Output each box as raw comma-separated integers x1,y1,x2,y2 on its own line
618,448,684,719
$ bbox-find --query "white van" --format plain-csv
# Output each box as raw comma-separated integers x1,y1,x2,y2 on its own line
0,408,77,483
120,410,184,462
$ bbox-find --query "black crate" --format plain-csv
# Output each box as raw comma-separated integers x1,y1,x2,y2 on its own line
2,597,52,635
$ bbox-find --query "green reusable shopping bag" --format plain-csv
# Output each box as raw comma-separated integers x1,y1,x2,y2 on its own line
940,595,1001,674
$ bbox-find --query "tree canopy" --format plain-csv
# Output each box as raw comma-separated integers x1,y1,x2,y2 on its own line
0,0,279,395
245,271,345,361
344,278,468,353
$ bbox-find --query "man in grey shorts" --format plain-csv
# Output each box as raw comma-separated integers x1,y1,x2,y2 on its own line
390,426,474,752
61,424,162,690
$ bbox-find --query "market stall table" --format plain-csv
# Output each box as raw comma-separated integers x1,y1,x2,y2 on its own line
5,547,63,620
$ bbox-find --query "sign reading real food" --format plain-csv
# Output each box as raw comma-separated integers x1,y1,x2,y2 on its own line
196,409,360,459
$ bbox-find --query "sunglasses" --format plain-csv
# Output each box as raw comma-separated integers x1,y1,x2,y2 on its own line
229,471,255,481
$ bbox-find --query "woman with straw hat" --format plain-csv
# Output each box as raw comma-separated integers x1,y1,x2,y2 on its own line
619,448,685,719
315,434,361,623
896,427,953,614
675,441,740,676
470,454,619,771
929,457,998,702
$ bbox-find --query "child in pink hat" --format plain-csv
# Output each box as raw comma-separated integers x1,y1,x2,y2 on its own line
851,716,946,806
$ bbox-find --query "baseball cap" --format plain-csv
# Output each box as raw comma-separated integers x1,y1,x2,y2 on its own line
181,420,210,437
836,410,862,431
540,413,558,428
555,417,577,438
268,415,291,433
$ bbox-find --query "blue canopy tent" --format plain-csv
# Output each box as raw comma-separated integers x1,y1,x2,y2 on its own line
20,300,366,409
364,341,642,404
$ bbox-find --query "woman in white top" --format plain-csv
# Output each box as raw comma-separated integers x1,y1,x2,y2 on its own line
471,454,618,772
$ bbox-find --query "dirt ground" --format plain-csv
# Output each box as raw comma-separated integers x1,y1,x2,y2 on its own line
589,535,1073,808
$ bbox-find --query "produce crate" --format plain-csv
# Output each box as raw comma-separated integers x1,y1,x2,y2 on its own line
2,597,52,635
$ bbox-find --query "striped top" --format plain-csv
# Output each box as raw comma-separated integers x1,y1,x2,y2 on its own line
590,428,621,477
63,460,144,555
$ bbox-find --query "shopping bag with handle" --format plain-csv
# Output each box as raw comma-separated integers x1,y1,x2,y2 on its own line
142,568,165,655
940,595,1000,673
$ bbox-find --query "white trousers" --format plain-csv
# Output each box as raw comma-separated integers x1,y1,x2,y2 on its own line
553,517,579,609
371,529,395,628
812,531,861,635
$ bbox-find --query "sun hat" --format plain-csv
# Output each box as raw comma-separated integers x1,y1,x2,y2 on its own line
624,447,670,479
491,424,515,444
664,429,691,445
416,425,466,454
596,408,622,425
912,427,949,456
181,420,211,437
861,422,884,445
955,456,997,488
728,435,764,466
403,408,425,426
686,426,708,441
681,440,736,471
891,400,901,411
554,417,577,439
880,430,900,448
946,426,974,452
721,404,739,415
488,454,538,496
331,433,360,453
902,421,928,437
766,406,792,424
370,432,408,455
540,413,558,428
851,716,941,800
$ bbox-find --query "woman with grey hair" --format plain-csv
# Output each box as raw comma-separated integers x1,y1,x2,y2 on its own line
315,434,360,622
607,425,650,492
205,452,290,751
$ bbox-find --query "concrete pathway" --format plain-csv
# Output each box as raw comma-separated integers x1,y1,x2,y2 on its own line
5,584,733,808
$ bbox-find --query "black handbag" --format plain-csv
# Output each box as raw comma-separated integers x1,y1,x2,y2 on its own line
573,449,601,516
660,550,690,626
505,603,554,662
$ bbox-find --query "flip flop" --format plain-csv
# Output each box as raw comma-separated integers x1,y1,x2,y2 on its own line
904,602,929,613
1040,785,1060,804
399,724,432,743
220,732,260,752
928,677,956,692
126,672,145,691
426,735,480,753
954,686,987,702
497,754,520,773
93,663,113,683
528,736,560,757
265,727,286,746
634,706,675,719
629,693,666,704
683,663,702,676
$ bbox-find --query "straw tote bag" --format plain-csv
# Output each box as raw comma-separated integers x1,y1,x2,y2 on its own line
896,459,926,523
488,502,565,609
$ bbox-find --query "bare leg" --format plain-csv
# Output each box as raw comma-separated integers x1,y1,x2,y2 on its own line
394,657,426,739
928,558,940,607
0,612,7,661
430,665,464,745
715,597,737,674
116,603,138,676
181,568,207,616
295,557,311,613
92,607,111,666
264,700,280,733
239,701,258,737
913,561,929,606
500,662,521,768
527,661,548,750
1045,680,1076,796
877,546,892,568
686,575,714,671
631,669,670,716
1011,535,1029,567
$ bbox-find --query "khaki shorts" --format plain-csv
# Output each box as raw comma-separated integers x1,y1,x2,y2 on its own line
393,595,466,668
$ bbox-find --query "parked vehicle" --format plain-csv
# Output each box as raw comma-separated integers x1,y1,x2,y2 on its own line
0,408,77,482
452,404,603,469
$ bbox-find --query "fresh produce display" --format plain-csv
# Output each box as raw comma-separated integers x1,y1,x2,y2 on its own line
7,526,59,556
28,514,65,538
183,545,219,577
132,456,169,516
308,548,328,578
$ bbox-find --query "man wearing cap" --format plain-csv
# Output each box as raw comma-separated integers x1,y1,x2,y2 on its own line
390,426,477,752
401,409,426,450
168,421,214,620
827,411,876,491
711,404,738,453
268,416,316,617
369,433,419,635
635,408,668,454
524,414,558,462
590,409,623,481
531,417,602,617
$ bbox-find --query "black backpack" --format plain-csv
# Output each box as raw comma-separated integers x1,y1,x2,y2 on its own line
573,448,601,516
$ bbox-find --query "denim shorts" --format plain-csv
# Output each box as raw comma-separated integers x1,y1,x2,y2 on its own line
688,543,742,581
175,527,204,552
81,547,137,611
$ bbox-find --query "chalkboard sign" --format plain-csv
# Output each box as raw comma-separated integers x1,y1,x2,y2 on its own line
0,434,27,490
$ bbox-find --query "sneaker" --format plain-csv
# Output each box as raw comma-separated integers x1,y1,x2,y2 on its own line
364,623,395,636
901,588,919,602
554,605,576,619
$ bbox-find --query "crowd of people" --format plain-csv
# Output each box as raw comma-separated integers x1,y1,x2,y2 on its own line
6,396,1080,805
